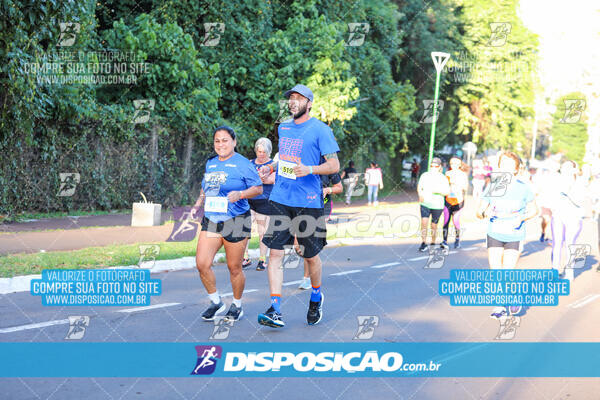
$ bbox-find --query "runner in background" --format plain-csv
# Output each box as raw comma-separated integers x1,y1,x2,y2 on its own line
531,167,553,242
340,161,358,205
191,126,263,322
243,137,276,271
417,157,450,252
365,161,383,206
471,159,487,201
442,156,469,249
476,151,538,319
411,158,420,188
550,160,586,281
299,156,343,290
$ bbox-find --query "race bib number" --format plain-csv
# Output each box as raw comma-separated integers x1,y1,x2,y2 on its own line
205,196,228,213
492,218,518,235
278,160,296,180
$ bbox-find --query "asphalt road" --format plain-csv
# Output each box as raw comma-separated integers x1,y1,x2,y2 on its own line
2,212,600,399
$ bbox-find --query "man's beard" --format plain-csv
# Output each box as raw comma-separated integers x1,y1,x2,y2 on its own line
291,102,308,119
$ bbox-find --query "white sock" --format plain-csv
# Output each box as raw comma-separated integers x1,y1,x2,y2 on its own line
232,298,242,308
208,291,220,305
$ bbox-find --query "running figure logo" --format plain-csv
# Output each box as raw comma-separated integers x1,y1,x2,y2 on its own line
65,316,90,340
200,23,225,47
560,99,586,124
565,244,591,270
57,22,80,47
167,207,200,242
487,22,511,47
420,100,445,123
282,244,304,269
191,345,222,375
424,246,448,269
485,172,512,197
138,244,160,268
210,317,234,340
495,315,520,340
353,315,379,340
132,99,155,124
345,23,370,47
58,173,80,197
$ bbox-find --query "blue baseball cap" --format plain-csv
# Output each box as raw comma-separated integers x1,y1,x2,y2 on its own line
284,84,314,102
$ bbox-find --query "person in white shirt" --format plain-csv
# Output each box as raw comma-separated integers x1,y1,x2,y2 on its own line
417,157,450,252
365,162,383,206
549,160,586,281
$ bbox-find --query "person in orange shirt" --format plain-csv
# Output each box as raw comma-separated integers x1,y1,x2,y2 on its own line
442,156,469,249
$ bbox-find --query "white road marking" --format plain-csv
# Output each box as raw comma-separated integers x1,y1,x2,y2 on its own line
371,262,401,269
0,319,70,334
221,289,258,297
569,294,600,309
330,270,362,276
408,255,429,261
462,247,478,251
283,280,304,286
118,302,181,313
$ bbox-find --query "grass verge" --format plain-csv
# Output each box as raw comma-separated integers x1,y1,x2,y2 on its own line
0,236,261,278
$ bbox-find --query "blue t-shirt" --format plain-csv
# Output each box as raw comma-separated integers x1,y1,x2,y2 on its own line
269,117,340,208
202,152,262,223
483,179,535,242
250,159,274,200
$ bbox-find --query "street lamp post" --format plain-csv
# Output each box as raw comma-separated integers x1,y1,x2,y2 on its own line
428,52,450,171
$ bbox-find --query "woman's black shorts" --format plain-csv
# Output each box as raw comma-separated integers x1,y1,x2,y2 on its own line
201,210,251,243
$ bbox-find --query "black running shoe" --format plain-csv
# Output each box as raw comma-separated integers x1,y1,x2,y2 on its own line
256,260,266,271
454,239,460,249
440,241,449,249
307,292,324,325
258,306,284,328
224,303,244,321
418,243,428,252
539,233,545,243
242,258,252,269
202,301,226,321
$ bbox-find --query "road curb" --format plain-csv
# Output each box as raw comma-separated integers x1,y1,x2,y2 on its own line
0,248,261,295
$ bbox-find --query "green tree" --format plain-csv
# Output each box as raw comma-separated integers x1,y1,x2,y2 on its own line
451,0,539,156
549,93,588,165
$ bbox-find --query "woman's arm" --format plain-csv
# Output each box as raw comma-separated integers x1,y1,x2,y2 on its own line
261,170,276,185
191,188,205,218
522,199,539,222
227,185,263,202
475,199,490,219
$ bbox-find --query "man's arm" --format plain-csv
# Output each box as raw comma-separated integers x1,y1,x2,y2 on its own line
314,152,340,175
293,152,340,177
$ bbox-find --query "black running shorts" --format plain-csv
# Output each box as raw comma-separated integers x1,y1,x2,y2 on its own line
201,211,251,243
486,234,520,250
262,200,327,258
420,205,443,223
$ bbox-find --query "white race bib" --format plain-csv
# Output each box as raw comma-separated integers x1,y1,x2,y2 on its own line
492,218,518,235
205,196,228,213
278,160,297,180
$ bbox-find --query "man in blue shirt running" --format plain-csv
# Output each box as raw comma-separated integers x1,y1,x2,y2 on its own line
257,84,340,328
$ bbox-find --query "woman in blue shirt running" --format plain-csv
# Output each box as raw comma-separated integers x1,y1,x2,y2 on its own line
190,126,263,323
476,151,538,318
